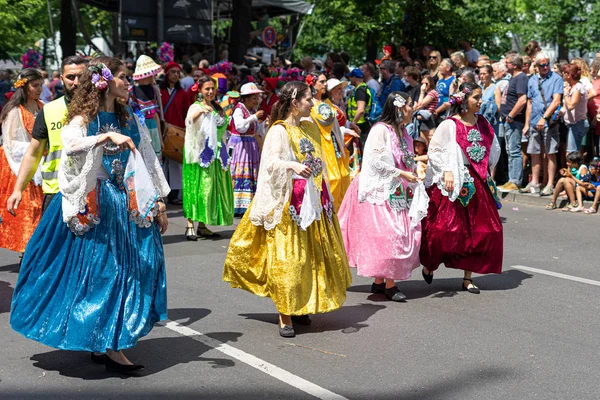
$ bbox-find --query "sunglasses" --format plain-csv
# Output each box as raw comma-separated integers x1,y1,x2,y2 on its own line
429,56,438,59
537,63,550,68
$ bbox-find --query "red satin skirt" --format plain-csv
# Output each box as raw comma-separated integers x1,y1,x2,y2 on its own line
0,147,43,253
419,165,503,274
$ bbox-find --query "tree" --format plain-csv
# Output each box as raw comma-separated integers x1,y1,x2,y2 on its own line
0,0,48,58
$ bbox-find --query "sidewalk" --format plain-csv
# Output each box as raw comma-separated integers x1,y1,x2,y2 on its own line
501,190,593,209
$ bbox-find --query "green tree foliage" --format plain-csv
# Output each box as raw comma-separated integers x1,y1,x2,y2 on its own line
0,0,48,58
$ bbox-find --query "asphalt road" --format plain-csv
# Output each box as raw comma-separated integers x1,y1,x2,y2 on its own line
1,203,599,399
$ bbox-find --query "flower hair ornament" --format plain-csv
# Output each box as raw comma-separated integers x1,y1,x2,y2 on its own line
14,77,28,89
291,88,298,100
158,42,174,63
393,95,407,108
448,87,473,106
89,63,113,91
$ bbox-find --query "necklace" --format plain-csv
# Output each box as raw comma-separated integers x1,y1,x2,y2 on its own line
465,120,487,163
392,124,416,169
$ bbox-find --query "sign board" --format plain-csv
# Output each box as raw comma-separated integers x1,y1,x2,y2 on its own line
262,26,276,48
121,0,213,44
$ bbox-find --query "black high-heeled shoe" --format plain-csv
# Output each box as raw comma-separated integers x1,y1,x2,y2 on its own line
462,278,480,294
185,227,198,241
422,268,433,285
90,352,108,364
105,357,145,374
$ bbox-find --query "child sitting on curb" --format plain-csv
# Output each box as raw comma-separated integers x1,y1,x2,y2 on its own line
545,151,588,211
574,159,600,214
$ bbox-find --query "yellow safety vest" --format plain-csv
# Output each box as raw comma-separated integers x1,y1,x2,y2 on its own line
41,97,67,194
347,82,371,125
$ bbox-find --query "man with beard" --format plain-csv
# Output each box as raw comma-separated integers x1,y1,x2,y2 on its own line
7,55,87,214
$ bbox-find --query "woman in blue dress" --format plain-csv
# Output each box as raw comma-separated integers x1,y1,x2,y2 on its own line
10,56,171,374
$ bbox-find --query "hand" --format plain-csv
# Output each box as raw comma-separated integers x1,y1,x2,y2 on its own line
350,123,361,134
402,170,418,183
292,162,313,179
535,117,546,131
522,124,530,136
109,133,136,151
6,191,23,216
255,110,265,120
347,126,360,138
156,204,168,234
420,83,428,92
443,171,454,193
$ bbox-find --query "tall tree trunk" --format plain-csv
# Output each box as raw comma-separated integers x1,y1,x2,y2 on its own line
60,0,76,57
112,13,124,56
366,30,378,63
230,0,252,64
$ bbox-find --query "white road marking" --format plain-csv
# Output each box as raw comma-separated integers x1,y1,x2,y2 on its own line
510,265,600,287
159,320,348,400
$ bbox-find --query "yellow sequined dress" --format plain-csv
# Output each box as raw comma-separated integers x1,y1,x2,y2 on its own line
310,100,351,211
223,120,351,316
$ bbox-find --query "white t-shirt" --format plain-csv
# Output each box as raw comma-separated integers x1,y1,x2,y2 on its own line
366,78,380,94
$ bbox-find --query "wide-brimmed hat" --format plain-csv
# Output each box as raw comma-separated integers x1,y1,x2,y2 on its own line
240,82,264,96
326,78,349,92
132,55,161,81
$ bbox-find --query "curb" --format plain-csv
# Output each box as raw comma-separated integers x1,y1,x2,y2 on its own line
500,191,592,208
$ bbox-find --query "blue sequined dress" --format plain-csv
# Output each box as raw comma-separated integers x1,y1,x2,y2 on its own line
10,111,167,352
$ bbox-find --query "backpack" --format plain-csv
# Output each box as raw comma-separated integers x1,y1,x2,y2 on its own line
365,85,382,123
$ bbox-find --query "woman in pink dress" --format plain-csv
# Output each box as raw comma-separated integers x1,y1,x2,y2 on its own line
420,82,503,293
338,92,429,301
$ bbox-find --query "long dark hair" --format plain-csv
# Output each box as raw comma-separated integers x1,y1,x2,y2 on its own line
307,72,328,101
0,68,43,123
193,75,224,115
67,56,129,126
450,81,479,115
379,91,410,128
270,81,310,123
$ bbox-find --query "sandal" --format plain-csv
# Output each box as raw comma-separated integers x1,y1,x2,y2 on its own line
197,226,219,237
185,227,198,241
584,207,598,214
562,203,577,212
545,202,557,210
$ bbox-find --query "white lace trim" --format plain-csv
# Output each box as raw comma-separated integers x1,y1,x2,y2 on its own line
3,108,42,185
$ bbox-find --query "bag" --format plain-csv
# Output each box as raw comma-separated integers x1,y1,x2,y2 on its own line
365,86,382,123
162,123,185,163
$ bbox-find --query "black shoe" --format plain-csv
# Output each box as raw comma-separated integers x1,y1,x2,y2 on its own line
105,357,144,375
384,285,407,302
90,352,108,364
185,227,198,241
197,226,219,238
279,325,295,338
371,282,386,294
462,278,480,294
422,269,433,285
291,315,312,326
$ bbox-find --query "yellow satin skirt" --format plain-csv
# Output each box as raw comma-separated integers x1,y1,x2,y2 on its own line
223,201,352,316
321,138,351,211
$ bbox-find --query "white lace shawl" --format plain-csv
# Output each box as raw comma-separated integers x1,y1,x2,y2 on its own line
184,103,212,165
2,107,42,185
424,119,501,202
248,124,299,230
358,123,428,227
358,123,403,205
58,113,170,223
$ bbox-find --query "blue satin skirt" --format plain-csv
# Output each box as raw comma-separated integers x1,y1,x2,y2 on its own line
10,180,167,352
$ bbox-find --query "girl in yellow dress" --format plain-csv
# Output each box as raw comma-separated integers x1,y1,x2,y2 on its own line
306,73,352,210
223,81,352,338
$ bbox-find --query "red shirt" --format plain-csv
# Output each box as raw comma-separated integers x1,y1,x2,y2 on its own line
160,86,192,128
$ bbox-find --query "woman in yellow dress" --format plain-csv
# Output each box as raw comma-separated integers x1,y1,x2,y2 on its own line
223,81,352,338
305,73,352,210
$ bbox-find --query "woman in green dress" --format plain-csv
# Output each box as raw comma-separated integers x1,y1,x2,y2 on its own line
183,75,234,240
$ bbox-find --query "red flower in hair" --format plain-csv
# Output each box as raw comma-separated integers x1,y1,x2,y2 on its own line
190,82,199,93
305,75,316,86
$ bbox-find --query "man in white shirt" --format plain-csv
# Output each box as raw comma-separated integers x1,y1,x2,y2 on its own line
460,40,480,68
361,61,380,94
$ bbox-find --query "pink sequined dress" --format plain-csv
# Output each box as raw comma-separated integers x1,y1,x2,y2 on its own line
338,123,429,280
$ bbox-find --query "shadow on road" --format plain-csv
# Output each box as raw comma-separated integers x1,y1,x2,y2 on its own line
239,302,386,335
29,331,243,379
348,269,533,301
162,230,235,245
0,263,20,273
167,307,212,326
0,280,14,315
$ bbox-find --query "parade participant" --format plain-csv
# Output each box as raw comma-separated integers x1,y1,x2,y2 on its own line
182,75,234,240
228,82,264,216
347,68,372,144
160,61,191,204
223,81,351,338
420,82,503,293
338,92,429,302
259,77,279,117
130,55,164,159
0,69,44,253
10,56,170,373
307,73,351,210
6,56,87,215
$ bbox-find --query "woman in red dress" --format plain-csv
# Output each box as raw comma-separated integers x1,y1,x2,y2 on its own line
420,82,503,293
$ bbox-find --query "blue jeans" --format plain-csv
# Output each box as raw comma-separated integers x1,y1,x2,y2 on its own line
505,121,524,185
566,119,588,153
